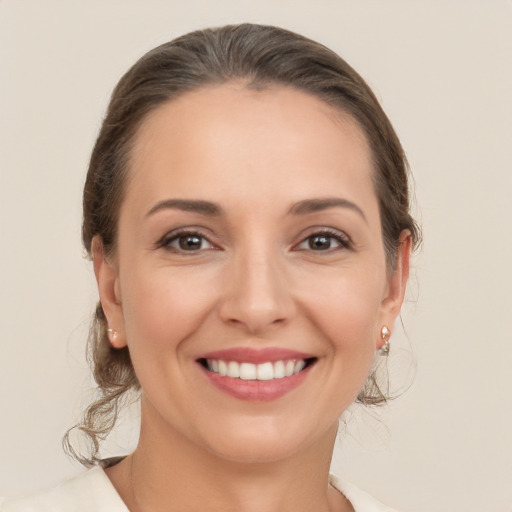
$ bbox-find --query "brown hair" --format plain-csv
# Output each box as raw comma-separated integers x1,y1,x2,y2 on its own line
64,23,420,466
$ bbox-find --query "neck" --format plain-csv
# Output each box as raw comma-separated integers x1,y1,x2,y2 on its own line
105,401,351,512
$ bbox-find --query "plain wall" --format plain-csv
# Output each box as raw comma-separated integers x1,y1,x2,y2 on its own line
1,1,511,511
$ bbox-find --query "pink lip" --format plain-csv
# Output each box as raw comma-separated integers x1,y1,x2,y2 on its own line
196,347,316,402
199,364,313,402
197,347,315,364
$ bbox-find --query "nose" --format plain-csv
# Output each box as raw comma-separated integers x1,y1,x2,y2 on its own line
218,248,296,335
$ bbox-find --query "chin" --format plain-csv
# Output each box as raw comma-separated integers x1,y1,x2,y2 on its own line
197,417,332,465
207,436,303,465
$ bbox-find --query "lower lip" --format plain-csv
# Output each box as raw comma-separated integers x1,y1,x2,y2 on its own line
199,364,313,402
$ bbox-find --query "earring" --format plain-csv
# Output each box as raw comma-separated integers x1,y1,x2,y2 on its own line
107,327,119,343
380,325,391,355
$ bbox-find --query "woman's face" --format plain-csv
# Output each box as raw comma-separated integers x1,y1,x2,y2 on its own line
95,83,408,463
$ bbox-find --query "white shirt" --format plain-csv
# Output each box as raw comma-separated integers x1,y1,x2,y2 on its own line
1,467,399,512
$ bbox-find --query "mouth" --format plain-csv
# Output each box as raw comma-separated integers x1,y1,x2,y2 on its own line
198,357,317,381
195,347,318,401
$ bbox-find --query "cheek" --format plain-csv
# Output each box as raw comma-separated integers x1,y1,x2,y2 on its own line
314,274,384,401
303,266,385,353
119,264,217,358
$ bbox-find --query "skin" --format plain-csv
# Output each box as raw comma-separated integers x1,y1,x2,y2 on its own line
93,83,410,512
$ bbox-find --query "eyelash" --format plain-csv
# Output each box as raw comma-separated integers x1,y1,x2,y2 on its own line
157,228,351,254
157,229,216,254
294,228,351,252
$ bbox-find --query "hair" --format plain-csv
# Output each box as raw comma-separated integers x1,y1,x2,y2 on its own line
64,23,421,466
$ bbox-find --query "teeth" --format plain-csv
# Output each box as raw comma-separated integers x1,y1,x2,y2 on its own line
294,360,306,373
239,362,257,380
284,360,295,377
256,362,274,381
273,360,285,379
205,358,310,380
218,360,227,377
227,361,240,378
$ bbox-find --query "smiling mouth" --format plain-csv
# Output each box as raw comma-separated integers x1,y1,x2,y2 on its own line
198,358,317,381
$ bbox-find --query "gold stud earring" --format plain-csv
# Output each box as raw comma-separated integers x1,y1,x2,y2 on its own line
380,325,391,355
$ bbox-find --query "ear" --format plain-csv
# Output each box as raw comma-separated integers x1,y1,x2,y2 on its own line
377,230,412,349
92,236,127,349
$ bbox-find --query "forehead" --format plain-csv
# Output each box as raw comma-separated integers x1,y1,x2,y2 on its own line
124,83,377,217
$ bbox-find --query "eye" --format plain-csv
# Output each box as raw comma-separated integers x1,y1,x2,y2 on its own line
159,230,215,253
295,229,350,252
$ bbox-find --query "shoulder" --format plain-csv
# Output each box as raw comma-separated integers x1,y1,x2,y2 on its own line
0,467,128,512
1,469,399,512
329,474,401,512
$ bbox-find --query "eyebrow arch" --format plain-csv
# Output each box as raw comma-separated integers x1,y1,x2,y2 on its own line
145,199,223,217
288,197,367,222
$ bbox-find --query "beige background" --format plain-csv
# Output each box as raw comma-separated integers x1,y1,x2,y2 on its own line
1,1,511,510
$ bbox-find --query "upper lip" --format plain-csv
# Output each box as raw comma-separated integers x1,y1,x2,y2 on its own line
197,347,316,364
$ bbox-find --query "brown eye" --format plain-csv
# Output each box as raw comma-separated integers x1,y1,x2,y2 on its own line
160,231,215,252
295,229,350,252
307,235,335,250
178,234,203,250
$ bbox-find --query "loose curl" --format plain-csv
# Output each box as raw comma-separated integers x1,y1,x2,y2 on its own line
64,23,421,466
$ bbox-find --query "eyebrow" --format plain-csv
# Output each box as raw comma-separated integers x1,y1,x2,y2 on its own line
145,199,223,217
145,196,366,222
288,197,367,222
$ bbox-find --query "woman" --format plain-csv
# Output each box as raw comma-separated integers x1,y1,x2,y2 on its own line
1,23,419,512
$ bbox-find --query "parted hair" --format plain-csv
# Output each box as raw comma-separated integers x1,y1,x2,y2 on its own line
64,23,420,466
